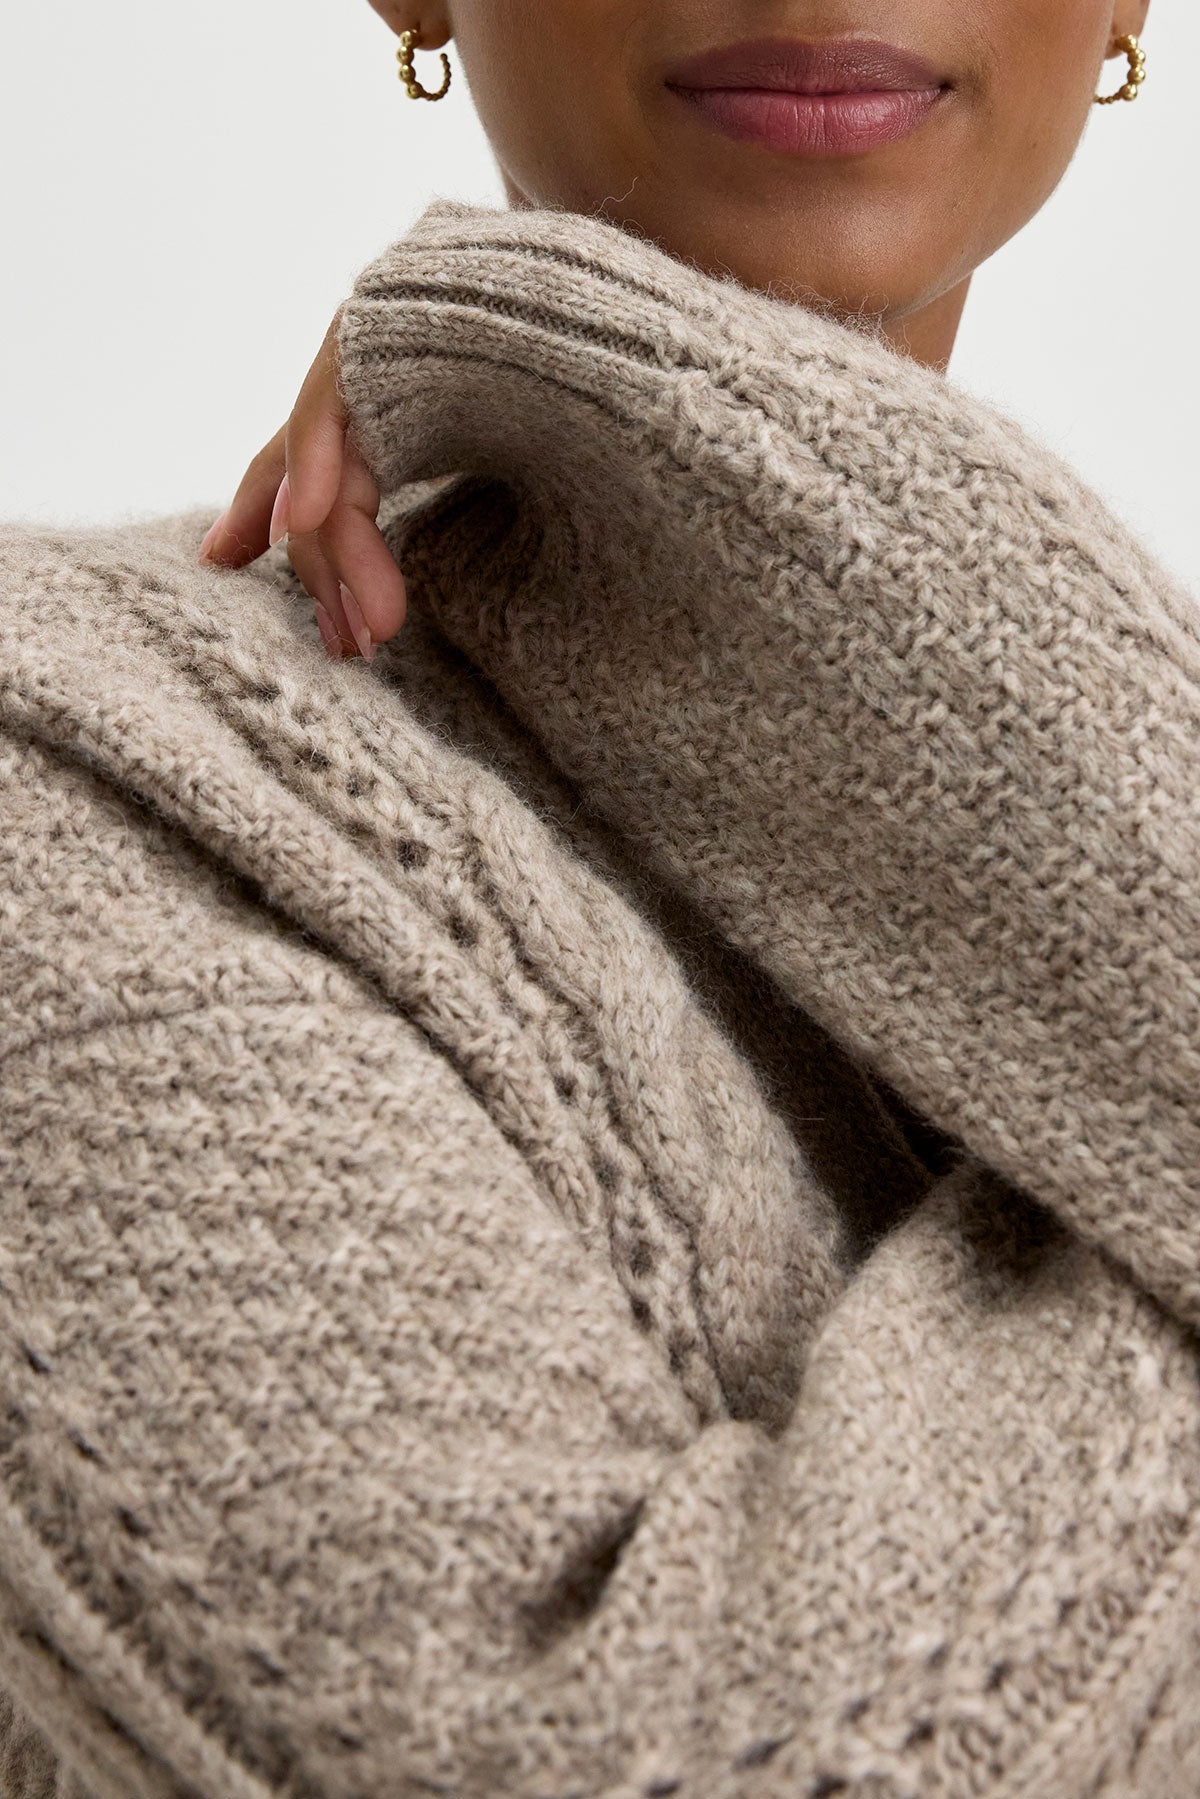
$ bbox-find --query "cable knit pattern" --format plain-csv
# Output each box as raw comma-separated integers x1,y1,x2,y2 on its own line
1,196,1199,1799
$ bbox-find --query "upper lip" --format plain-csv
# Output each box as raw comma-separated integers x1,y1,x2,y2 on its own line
662,35,946,94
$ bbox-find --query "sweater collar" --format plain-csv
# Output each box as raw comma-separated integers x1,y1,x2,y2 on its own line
340,198,1200,1334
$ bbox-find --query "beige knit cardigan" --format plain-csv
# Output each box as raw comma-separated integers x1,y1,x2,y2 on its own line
1,196,1199,1799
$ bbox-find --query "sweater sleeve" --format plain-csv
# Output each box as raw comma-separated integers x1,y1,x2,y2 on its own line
337,197,1200,1342
1,634,1199,1799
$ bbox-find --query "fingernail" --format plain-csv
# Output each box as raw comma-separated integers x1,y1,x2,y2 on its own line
268,474,291,548
314,601,343,660
338,582,375,662
197,512,227,563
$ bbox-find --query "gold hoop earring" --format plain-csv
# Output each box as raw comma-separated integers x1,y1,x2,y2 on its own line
397,27,452,101
1094,34,1146,105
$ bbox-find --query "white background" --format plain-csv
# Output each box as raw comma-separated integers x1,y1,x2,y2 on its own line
2,2,1196,592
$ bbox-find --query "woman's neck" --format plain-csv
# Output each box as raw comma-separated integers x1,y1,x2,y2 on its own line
880,276,972,371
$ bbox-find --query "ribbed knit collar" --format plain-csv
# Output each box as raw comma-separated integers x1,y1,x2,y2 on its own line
339,197,1200,1338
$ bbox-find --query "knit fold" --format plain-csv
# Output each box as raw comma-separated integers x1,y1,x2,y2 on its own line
339,195,1200,1337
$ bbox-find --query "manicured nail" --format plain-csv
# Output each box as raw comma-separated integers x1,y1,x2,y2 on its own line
197,512,227,563
268,474,291,548
338,582,375,662
314,601,343,660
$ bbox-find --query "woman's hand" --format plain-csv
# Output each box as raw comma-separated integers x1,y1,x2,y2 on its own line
196,305,407,663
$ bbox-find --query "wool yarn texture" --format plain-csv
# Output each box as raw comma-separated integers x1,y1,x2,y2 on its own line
2,196,1200,1799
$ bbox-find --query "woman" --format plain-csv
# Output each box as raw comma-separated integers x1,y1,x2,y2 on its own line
197,0,1154,662
2,5,1198,1798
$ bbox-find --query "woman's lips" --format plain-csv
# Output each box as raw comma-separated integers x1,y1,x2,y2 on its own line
662,35,949,156
667,87,945,156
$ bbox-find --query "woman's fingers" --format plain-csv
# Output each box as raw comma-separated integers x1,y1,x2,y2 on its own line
286,530,357,661
198,311,345,569
282,308,349,540
282,316,407,652
198,426,286,568
199,301,409,662
320,431,408,650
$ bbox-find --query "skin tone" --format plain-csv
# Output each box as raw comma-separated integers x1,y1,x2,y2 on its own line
197,0,1151,662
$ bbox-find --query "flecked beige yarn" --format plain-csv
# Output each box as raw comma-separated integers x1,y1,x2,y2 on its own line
2,195,1200,1799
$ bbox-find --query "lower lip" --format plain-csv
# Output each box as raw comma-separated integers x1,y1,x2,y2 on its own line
666,85,945,155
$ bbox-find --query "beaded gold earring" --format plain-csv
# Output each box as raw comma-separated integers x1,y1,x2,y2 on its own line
1095,34,1147,105
397,27,452,101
